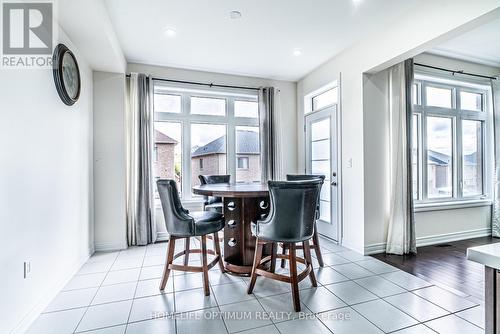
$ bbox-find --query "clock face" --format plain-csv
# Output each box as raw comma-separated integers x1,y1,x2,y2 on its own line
62,52,79,100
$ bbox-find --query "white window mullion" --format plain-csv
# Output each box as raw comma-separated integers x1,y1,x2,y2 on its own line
455,116,462,199
182,91,192,200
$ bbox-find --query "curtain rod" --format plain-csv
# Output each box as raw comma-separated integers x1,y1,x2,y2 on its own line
125,74,261,91
414,63,497,80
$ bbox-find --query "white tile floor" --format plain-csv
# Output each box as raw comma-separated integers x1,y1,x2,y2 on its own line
28,237,486,334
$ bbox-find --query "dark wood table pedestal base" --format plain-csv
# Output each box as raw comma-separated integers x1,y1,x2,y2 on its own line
485,266,500,334
222,196,272,276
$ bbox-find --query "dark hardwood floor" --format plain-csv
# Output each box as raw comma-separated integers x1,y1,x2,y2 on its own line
372,236,500,303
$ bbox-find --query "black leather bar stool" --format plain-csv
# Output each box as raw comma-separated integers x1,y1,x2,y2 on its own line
198,175,231,213
157,179,225,296
247,180,322,311
281,174,326,267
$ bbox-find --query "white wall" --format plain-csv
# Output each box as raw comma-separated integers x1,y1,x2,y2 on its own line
0,30,94,333
415,207,491,245
127,62,298,237
297,1,500,253
93,72,127,251
362,69,391,252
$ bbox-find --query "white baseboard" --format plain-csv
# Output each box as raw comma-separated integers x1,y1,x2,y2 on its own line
416,228,491,247
94,240,128,252
364,242,387,255
156,231,170,242
364,227,492,255
11,250,93,334
340,240,364,254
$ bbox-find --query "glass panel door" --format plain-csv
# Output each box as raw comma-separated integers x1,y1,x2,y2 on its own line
305,106,338,241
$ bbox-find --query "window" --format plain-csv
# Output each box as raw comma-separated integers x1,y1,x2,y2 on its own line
235,126,261,182
154,94,181,113
311,87,338,112
426,117,453,198
153,121,182,194
462,120,483,196
237,157,249,169
310,118,330,176
235,100,259,118
412,76,489,203
153,84,261,200
191,123,226,187
190,96,226,116
460,91,483,111
425,86,452,108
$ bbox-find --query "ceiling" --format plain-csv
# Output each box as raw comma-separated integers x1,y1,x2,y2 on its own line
104,0,419,81
431,16,500,68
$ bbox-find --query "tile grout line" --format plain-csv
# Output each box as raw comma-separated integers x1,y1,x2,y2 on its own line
124,246,148,333
72,250,121,333
38,241,485,334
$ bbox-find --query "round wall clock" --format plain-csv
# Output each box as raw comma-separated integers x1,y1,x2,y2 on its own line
53,44,81,106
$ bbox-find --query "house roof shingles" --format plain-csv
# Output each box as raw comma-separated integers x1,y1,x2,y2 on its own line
427,149,477,166
155,130,178,144
192,130,260,157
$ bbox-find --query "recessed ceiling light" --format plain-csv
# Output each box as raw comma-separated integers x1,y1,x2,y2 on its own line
229,10,242,19
164,28,176,37
293,49,302,56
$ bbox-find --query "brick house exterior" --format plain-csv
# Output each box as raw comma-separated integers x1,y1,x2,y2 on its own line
153,130,178,180
191,130,260,185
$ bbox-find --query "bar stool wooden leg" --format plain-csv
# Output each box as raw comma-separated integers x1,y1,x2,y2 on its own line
280,243,287,268
184,237,190,266
288,243,301,312
247,239,263,294
199,235,210,296
160,237,176,290
213,232,225,272
303,240,317,287
312,229,324,267
200,235,210,296
270,242,277,273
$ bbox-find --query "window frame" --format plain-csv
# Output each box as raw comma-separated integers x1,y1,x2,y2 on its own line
412,75,490,205
153,84,260,202
310,87,339,113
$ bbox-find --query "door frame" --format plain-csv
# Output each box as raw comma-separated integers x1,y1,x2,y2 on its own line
304,100,343,243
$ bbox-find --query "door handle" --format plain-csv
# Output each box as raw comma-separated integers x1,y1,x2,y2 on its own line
331,181,337,186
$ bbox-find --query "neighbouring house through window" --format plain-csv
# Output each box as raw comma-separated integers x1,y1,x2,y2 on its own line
411,73,491,204
153,83,262,201
237,157,249,169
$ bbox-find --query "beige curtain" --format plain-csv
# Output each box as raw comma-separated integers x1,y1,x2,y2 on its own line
126,73,156,246
386,59,417,255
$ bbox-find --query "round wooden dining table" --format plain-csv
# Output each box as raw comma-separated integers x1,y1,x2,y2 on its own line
192,183,273,276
